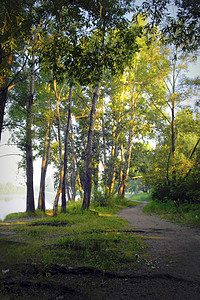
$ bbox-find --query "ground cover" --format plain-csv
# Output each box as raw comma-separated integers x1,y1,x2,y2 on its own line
1,198,200,299
143,199,200,227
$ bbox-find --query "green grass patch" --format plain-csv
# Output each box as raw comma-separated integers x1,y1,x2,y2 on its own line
125,192,151,202
144,199,200,227
4,209,52,221
0,199,146,273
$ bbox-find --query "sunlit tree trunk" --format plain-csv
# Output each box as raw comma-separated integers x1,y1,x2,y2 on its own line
53,165,64,216
38,101,51,212
61,87,72,212
171,52,177,187
70,119,76,202
76,158,83,201
82,83,100,210
53,79,62,166
53,80,65,216
118,85,136,198
101,103,108,191
118,144,125,197
26,53,35,212
109,117,118,194
93,119,101,196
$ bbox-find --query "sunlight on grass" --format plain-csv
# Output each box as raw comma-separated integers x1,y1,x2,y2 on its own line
0,198,147,273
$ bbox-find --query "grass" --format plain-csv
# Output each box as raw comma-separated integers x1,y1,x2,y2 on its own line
143,199,200,227
125,192,151,202
3,209,53,221
0,198,146,273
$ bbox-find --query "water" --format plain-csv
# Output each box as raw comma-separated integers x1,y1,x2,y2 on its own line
0,192,56,221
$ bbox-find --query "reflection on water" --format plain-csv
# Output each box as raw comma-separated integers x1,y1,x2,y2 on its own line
0,192,56,221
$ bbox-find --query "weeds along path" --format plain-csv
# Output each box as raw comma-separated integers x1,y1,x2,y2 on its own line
119,202,200,283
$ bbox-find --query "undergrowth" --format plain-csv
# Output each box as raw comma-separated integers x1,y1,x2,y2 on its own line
144,199,200,227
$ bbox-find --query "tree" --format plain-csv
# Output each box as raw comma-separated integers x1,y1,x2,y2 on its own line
0,0,36,140
140,0,200,51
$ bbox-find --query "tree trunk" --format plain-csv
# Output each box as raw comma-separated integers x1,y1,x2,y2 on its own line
53,79,63,166
93,119,100,196
101,103,108,192
61,87,72,212
70,120,76,202
0,46,12,140
53,165,64,216
26,54,35,213
118,85,136,198
76,159,83,201
0,86,8,141
38,101,51,212
118,144,125,197
82,83,100,210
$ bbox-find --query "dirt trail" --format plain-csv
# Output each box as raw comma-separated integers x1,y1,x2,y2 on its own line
119,202,200,282
1,204,200,299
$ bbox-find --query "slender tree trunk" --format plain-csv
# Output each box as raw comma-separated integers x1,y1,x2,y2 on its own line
118,144,125,197
101,103,108,191
38,101,51,212
171,55,176,187
70,120,76,202
53,165,64,216
53,79,64,216
93,119,100,196
118,85,136,197
66,178,72,202
0,47,12,140
26,53,35,213
61,87,72,212
53,79,63,166
76,159,83,201
82,83,100,210
108,117,119,194
0,86,8,141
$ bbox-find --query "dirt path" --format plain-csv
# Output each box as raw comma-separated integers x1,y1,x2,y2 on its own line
119,202,200,282
1,204,200,299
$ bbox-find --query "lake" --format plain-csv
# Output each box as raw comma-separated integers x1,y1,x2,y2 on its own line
0,192,56,221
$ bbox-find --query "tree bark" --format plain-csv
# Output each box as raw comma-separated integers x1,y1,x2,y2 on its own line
53,165,64,216
70,120,76,202
0,86,8,141
118,144,125,197
61,87,72,212
26,54,35,213
38,101,51,212
118,85,136,198
82,83,100,210
76,158,83,201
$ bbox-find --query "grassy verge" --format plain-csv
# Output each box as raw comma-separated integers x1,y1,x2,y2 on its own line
0,198,147,273
143,199,200,227
125,192,151,202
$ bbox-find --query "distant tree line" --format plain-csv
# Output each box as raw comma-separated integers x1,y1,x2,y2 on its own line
0,182,25,195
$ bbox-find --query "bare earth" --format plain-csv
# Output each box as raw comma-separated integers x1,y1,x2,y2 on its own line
1,203,200,299
119,203,200,282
